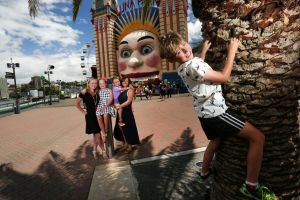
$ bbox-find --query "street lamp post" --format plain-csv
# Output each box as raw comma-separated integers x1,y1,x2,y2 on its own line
41,76,46,103
57,80,61,101
6,58,20,114
44,65,55,105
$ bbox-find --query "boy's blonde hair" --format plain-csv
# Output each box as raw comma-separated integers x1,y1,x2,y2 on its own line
159,32,184,60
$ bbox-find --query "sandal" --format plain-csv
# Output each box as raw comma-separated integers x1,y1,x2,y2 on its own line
118,121,125,126
124,146,133,154
120,144,129,152
92,150,98,160
102,149,108,160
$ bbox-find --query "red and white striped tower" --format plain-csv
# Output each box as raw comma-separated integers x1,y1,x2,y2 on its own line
92,0,119,79
158,0,188,73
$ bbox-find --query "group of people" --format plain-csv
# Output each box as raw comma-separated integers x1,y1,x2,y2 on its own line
159,82,174,100
75,31,275,199
134,82,175,101
76,77,140,160
135,84,153,100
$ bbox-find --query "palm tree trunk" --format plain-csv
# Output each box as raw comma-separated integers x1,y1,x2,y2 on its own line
192,0,300,199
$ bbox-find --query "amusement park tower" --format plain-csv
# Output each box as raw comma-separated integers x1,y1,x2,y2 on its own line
91,0,188,79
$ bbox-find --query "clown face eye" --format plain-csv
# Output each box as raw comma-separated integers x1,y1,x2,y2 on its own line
140,45,153,55
120,49,131,58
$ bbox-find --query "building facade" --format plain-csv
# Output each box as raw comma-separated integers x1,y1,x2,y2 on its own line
91,0,188,79
31,76,42,89
0,78,9,99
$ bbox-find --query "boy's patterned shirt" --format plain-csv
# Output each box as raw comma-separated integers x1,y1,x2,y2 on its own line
177,57,227,118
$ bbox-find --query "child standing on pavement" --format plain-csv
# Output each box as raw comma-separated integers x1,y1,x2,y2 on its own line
96,79,115,159
112,77,125,126
159,32,276,200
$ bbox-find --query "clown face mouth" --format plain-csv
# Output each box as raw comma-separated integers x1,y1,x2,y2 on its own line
121,71,159,80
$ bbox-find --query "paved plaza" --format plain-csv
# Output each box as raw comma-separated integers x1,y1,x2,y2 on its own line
0,95,209,200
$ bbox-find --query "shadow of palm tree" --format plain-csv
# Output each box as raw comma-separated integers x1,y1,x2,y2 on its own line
130,127,212,200
0,140,103,200
112,133,155,161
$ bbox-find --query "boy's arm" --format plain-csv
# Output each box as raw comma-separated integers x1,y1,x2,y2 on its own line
199,40,211,61
204,38,239,83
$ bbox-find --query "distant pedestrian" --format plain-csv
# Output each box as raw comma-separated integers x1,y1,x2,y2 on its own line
148,87,152,100
167,83,173,98
114,77,140,153
148,83,153,99
176,83,180,94
138,85,143,100
144,86,149,99
160,83,166,100
76,78,106,160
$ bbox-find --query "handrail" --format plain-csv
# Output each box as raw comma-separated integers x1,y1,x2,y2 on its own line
0,102,14,108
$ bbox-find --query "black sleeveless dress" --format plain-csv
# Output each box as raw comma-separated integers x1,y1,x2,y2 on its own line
114,90,140,145
79,92,100,134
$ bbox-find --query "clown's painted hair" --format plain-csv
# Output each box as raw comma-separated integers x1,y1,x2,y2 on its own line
114,7,160,47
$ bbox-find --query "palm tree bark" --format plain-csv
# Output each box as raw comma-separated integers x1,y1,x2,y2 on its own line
192,0,300,199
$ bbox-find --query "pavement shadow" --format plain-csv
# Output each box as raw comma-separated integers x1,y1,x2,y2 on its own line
112,133,155,161
130,127,211,200
0,140,101,200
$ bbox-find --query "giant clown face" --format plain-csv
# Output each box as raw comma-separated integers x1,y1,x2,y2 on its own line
118,30,161,79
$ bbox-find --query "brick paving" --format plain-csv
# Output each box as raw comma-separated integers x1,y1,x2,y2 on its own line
0,95,208,200
0,101,100,200
131,152,213,200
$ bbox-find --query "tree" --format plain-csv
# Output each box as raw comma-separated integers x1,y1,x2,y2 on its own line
29,0,96,21
28,0,39,18
192,0,300,199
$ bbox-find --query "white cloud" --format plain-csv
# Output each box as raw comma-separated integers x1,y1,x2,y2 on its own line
61,7,70,13
78,18,88,24
0,1,81,47
1,51,95,84
188,20,202,47
187,0,203,48
0,0,89,84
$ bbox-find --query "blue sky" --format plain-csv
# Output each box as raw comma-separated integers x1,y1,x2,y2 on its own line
0,0,202,84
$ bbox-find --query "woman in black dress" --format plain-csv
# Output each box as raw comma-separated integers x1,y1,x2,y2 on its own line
76,78,107,160
114,77,140,153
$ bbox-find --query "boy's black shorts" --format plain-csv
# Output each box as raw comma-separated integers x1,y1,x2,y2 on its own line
198,109,246,140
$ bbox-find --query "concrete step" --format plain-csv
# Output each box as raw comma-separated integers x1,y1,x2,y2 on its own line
88,160,139,200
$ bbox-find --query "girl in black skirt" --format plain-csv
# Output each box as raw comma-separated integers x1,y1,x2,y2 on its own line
76,78,107,160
